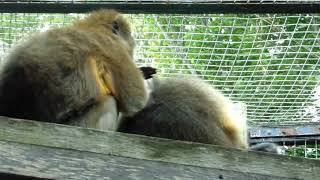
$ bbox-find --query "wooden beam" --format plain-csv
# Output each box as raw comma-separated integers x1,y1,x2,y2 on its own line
0,141,294,180
0,116,319,179
0,1,319,14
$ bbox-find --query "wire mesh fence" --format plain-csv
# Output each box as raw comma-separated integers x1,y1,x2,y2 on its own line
1,13,319,126
0,1,319,158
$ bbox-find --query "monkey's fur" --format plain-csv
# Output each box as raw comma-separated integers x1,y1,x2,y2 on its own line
119,76,248,149
119,74,281,153
0,10,148,130
250,142,282,154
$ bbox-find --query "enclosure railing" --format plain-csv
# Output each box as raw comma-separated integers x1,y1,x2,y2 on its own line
0,0,319,13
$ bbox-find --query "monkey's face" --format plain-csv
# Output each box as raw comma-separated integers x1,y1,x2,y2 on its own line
110,15,136,57
79,9,136,57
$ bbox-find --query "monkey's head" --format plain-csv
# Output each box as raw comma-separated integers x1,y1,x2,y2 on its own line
75,9,135,56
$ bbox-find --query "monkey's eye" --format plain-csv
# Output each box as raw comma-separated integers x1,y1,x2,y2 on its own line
112,21,119,35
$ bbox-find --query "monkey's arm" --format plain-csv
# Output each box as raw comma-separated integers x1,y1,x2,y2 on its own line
112,61,149,116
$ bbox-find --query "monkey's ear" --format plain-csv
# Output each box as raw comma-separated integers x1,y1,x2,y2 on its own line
112,21,120,35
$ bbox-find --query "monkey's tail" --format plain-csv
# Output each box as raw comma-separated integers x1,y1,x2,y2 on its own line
250,142,282,154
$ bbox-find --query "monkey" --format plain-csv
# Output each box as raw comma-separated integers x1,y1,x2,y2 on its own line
0,9,148,131
250,142,282,154
119,76,248,149
118,74,282,154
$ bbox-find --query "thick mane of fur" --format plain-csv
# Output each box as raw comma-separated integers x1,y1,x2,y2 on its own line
119,76,247,149
0,10,147,131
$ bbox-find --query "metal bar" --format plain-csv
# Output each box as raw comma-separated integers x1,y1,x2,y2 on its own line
249,136,320,146
249,125,320,138
0,3,319,14
248,125,320,146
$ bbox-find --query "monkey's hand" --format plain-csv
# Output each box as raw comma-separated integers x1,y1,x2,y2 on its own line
139,67,157,80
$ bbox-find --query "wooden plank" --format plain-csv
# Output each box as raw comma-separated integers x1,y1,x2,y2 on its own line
0,116,319,179
0,141,293,180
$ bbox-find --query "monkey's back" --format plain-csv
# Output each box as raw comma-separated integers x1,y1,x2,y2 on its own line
0,27,122,123
120,77,247,149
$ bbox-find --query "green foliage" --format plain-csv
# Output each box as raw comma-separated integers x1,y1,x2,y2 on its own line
131,14,320,124
285,144,320,158
0,13,82,45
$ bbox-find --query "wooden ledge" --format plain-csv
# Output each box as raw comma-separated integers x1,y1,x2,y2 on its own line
0,116,319,179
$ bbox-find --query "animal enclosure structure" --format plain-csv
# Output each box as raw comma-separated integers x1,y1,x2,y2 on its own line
0,0,319,179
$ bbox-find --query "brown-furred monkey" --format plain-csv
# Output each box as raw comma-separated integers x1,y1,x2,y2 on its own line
0,10,148,131
120,72,281,154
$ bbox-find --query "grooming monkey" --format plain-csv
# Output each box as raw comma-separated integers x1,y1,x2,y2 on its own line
119,72,282,153
119,76,248,149
0,10,148,130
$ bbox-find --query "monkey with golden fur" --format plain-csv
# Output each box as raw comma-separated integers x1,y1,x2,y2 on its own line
0,10,148,130
119,76,248,149
120,70,281,153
